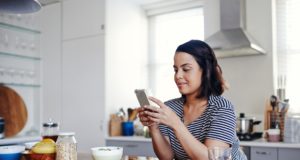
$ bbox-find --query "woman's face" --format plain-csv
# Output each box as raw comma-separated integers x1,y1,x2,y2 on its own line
173,52,202,97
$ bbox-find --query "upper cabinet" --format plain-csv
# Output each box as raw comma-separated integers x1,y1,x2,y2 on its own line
62,0,105,40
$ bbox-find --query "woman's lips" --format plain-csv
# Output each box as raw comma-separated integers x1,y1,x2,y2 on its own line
176,82,187,88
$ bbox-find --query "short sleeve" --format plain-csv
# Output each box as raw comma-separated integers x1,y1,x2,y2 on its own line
206,108,236,145
159,124,169,136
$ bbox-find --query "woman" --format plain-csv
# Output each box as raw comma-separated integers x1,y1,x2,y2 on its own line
138,40,247,160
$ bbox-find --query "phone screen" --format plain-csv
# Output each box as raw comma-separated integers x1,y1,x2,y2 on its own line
134,89,151,107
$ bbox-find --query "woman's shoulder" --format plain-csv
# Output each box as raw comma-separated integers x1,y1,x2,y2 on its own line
164,97,184,106
208,95,234,110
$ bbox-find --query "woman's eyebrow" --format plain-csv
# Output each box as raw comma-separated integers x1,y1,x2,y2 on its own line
173,63,192,68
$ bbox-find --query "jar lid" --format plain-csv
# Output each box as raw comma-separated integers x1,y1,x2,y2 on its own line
43,122,58,127
59,132,75,136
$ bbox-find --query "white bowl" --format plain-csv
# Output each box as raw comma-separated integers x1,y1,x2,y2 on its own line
91,146,123,160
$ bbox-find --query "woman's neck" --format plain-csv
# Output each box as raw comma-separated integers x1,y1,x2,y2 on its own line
185,95,207,109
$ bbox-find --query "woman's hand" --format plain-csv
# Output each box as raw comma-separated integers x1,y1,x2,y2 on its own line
137,106,155,126
142,97,181,129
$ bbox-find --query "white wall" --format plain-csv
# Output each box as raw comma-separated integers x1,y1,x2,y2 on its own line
204,0,274,130
40,3,62,125
105,0,148,116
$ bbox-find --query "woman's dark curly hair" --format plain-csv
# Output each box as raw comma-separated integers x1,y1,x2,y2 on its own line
175,40,226,100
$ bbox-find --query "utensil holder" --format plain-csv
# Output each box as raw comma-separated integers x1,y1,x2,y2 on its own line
266,111,285,141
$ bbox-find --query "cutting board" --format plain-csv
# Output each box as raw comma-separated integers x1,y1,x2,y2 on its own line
0,84,28,137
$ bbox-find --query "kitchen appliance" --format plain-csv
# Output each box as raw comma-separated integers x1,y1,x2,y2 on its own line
205,0,266,58
236,113,262,141
0,0,41,14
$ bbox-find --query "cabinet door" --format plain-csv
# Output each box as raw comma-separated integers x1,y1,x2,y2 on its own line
62,35,105,150
251,147,277,160
62,0,105,40
278,148,300,160
106,140,156,157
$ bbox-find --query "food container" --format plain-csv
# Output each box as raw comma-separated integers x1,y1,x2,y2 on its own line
91,146,123,160
56,132,77,160
42,119,59,142
267,129,280,142
0,145,25,160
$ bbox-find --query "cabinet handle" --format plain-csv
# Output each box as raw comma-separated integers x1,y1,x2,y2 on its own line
255,151,270,155
125,144,138,148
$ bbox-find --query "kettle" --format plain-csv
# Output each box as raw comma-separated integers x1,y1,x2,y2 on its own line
236,113,261,134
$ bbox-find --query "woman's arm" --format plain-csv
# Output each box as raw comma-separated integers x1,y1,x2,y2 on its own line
145,97,230,160
137,107,174,159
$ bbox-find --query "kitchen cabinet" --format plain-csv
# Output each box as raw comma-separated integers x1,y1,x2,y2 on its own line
40,0,106,151
62,0,105,40
251,147,277,160
106,136,156,157
0,13,42,136
250,147,300,160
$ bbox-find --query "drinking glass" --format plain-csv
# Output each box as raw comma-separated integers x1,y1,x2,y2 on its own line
208,147,232,160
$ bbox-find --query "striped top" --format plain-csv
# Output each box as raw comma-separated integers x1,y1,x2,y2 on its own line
159,95,247,160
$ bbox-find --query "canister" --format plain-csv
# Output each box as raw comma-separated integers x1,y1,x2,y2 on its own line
56,132,77,160
42,119,59,142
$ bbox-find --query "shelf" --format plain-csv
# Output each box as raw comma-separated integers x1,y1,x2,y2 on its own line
0,22,41,34
1,83,41,88
0,51,40,60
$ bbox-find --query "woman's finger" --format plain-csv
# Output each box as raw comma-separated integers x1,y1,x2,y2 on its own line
149,97,165,108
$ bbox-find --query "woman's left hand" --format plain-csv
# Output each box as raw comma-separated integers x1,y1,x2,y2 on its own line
143,97,181,129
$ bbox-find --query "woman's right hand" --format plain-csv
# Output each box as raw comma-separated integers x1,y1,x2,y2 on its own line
137,106,157,127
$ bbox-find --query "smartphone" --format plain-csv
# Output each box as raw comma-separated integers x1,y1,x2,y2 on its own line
134,89,159,108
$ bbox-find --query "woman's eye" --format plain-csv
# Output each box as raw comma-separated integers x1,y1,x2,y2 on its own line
183,68,191,72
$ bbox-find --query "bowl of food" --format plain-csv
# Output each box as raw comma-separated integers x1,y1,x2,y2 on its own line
22,138,56,160
91,146,123,160
0,145,25,160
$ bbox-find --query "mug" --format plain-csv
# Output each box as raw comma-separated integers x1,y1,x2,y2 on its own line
122,121,134,136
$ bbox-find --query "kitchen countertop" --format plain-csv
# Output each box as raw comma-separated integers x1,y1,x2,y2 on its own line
0,135,41,145
106,136,300,149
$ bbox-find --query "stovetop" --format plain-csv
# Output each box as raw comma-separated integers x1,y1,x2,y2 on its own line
237,132,263,141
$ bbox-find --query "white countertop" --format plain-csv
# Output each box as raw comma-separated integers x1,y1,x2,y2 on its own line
106,136,300,149
0,136,41,145
239,138,300,149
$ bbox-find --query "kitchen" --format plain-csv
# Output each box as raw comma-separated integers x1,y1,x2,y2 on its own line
0,0,299,160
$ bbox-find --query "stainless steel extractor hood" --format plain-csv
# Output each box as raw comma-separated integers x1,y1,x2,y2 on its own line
205,0,266,58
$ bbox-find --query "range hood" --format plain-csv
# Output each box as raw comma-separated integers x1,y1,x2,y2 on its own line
205,0,266,58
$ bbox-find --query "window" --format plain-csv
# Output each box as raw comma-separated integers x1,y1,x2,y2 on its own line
148,7,204,101
276,0,300,113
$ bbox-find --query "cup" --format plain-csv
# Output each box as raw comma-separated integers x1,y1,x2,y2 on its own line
267,129,280,142
208,147,232,160
122,121,134,136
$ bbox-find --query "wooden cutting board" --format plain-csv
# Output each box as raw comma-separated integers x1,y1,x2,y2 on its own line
0,84,28,137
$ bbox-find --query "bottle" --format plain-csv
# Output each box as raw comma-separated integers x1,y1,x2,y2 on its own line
42,118,59,142
56,132,77,160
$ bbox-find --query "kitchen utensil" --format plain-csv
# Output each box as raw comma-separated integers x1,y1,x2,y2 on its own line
236,113,261,134
0,85,28,137
270,95,277,128
270,95,277,111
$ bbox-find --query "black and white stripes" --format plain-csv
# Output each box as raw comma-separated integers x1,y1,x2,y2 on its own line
158,95,247,160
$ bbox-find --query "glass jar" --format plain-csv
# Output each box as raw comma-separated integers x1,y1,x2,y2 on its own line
42,119,59,142
56,132,77,160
